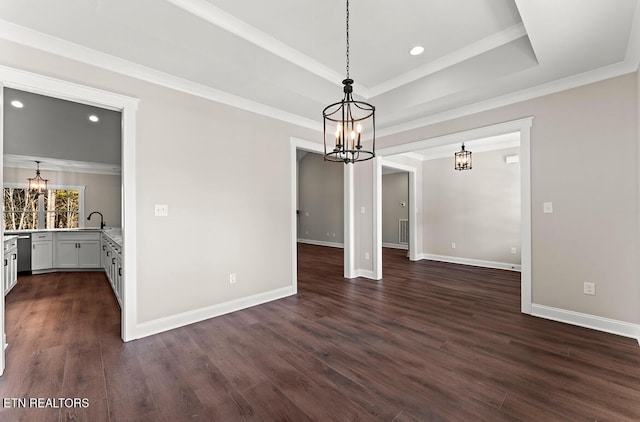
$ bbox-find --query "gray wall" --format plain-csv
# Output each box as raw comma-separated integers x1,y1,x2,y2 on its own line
3,88,121,165
0,38,319,324
298,152,344,245
3,167,121,228
422,147,520,265
372,73,639,324
382,172,408,245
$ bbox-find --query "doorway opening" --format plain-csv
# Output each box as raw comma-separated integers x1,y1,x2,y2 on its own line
373,117,532,314
0,66,138,375
290,137,355,290
2,87,123,363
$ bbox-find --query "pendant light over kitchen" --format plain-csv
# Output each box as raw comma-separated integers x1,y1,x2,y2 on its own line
323,0,375,164
454,143,472,170
28,160,49,194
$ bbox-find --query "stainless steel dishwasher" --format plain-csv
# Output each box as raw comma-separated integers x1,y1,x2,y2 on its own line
16,234,31,274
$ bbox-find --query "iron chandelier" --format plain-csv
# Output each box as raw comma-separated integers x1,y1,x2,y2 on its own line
28,160,49,194
323,0,375,164
454,143,472,170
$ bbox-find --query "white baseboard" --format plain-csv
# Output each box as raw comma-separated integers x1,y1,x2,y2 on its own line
134,285,295,339
352,269,378,280
382,242,408,250
532,304,640,344
297,239,344,248
418,253,521,272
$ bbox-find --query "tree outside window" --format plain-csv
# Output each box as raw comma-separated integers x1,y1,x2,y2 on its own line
3,186,84,230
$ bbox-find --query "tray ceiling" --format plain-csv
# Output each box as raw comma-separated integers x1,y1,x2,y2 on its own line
0,0,638,136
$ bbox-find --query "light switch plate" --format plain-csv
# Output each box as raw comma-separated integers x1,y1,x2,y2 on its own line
543,202,553,213
154,204,168,217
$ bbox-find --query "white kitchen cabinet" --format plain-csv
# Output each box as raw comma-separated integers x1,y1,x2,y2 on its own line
54,232,101,269
55,240,79,268
4,237,18,295
101,232,122,306
32,232,53,271
77,241,101,268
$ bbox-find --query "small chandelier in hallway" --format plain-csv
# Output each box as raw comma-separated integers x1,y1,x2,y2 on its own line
455,143,472,170
28,160,48,194
323,0,375,164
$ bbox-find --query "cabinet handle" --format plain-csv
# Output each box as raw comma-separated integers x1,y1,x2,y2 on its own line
3,259,6,267
118,268,122,276
12,253,16,260
33,244,35,250
107,251,110,256
77,243,81,248
112,258,116,264
103,245,106,250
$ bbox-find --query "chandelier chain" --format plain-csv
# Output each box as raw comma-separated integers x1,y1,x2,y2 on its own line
346,0,350,79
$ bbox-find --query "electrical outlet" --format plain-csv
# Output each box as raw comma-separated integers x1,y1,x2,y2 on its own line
229,273,237,284
365,252,370,260
511,247,517,254
154,204,168,217
583,282,595,296
451,242,456,249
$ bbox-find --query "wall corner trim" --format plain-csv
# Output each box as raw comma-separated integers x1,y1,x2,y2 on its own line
531,304,640,343
134,286,295,339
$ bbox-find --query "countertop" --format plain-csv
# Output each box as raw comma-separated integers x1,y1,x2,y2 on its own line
4,228,123,247
4,227,108,234
3,235,18,243
101,228,122,246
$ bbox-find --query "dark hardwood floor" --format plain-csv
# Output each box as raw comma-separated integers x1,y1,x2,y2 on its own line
1,245,639,421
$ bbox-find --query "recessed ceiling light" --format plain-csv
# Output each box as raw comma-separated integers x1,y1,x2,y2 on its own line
409,46,424,56
89,115,99,123
10,100,24,108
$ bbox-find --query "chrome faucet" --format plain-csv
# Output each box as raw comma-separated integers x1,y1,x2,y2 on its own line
87,211,106,229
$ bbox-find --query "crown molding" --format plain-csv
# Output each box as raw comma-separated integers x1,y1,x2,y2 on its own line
166,0,349,91
0,19,321,132
412,135,520,161
0,16,636,140
626,0,640,71
4,154,121,175
368,23,528,98
398,152,424,162
377,60,636,138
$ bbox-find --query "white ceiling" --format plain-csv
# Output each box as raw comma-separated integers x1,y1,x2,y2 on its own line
0,0,638,137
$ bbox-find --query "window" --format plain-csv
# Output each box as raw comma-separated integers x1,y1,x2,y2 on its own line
3,185,85,230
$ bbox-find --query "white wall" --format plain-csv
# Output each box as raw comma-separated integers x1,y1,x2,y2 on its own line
297,152,344,245
422,147,520,265
3,167,121,228
0,39,319,324
375,73,639,324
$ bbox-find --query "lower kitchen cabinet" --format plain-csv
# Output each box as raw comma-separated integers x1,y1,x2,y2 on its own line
32,232,53,271
4,237,17,295
101,232,122,306
54,232,101,269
